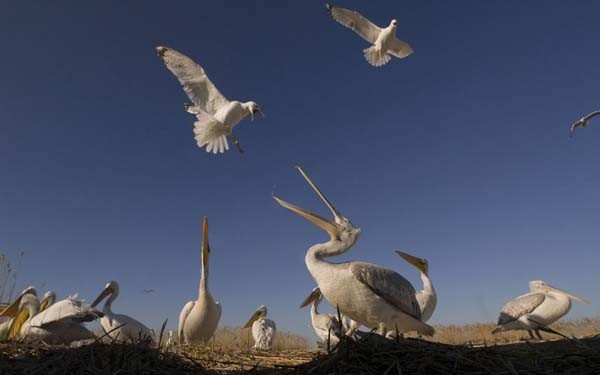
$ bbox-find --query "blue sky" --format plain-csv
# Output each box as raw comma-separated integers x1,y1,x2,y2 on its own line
2,1,600,341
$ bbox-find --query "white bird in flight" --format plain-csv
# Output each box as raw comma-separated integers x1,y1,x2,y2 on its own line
492,280,590,340
570,110,600,138
243,305,276,351
326,4,413,67
157,46,264,154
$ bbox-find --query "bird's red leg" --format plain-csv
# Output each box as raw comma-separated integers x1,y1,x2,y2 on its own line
231,135,245,154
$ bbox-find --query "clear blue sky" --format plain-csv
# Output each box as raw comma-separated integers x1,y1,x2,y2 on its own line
2,1,600,341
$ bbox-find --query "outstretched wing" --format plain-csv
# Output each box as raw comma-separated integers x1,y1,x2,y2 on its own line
387,37,414,59
178,301,195,343
350,262,421,320
570,120,582,138
29,298,99,327
497,292,545,325
157,46,229,116
326,4,381,44
584,110,600,121
193,113,231,154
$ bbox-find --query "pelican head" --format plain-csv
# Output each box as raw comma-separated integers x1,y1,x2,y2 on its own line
244,305,267,328
7,293,39,339
0,286,37,318
299,287,323,308
91,280,119,308
39,291,57,312
273,166,361,246
528,280,590,304
390,19,398,27
396,251,429,275
246,101,264,122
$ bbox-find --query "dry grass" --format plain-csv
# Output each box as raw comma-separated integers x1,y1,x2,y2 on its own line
211,326,309,351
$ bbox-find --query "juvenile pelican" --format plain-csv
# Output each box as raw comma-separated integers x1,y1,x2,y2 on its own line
243,305,276,350
274,166,434,337
570,110,600,138
396,251,436,323
178,217,222,344
300,287,346,347
6,292,99,344
492,280,590,339
91,280,154,342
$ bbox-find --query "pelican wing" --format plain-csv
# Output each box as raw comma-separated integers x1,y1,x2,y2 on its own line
584,110,600,121
351,262,421,320
326,4,381,44
497,292,545,325
178,301,195,341
29,298,98,327
193,113,231,153
387,37,414,59
157,46,229,116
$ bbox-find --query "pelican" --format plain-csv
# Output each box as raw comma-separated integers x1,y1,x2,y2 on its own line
91,280,154,342
178,216,222,344
492,280,590,339
243,305,276,350
157,46,264,154
396,251,437,323
300,287,346,347
6,292,99,344
0,286,36,340
39,290,57,312
273,166,434,337
570,110,600,137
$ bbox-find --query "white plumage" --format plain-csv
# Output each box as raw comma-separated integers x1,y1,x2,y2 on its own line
157,46,264,154
396,251,436,323
492,280,590,339
326,4,413,67
300,287,346,347
570,110,600,138
244,305,276,351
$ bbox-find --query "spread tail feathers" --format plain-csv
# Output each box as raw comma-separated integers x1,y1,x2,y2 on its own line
192,117,230,154
363,46,391,67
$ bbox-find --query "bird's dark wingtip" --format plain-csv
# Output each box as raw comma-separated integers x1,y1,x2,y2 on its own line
156,46,168,59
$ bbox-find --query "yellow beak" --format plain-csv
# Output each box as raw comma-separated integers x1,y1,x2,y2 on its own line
396,250,427,274
243,310,262,328
202,216,210,270
91,287,112,308
0,295,23,318
8,306,29,339
299,288,322,308
273,196,339,241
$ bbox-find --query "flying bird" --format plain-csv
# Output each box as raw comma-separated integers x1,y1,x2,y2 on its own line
243,305,276,351
178,217,222,344
492,280,590,340
273,166,434,337
157,46,264,154
570,110,600,138
325,4,413,67
91,280,155,343
300,287,348,348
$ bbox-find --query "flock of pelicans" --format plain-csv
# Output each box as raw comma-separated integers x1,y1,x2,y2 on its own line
1,3,599,351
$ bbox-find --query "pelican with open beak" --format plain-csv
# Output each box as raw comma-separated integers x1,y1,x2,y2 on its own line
178,216,222,344
273,166,434,337
243,305,276,350
396,251,436,323
91,280,154,343
492,280,590,340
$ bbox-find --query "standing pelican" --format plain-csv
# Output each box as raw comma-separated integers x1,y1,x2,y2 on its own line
570,110,600,137
300,287,346,347
273,166,434,337
6,292,99,344
91,280,154,342
243,305,276,350
0,286,37,340
396,251,436,323
492,280,590,339
178,217,222,344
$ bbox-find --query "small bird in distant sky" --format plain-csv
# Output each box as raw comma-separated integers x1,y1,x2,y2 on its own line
143,289,155,294
157,46,264,154
325,4,413,67
570,110,600,138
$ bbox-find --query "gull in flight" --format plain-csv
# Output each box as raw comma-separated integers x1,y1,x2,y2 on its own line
157,46,264,154
326,4,413,67
570,110,600,138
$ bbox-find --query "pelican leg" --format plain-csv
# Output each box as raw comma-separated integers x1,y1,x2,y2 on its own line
345,320,359,337
527,330,535,340
534,329,543,340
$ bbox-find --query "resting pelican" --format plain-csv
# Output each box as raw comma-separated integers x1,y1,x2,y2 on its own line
273,166,434,337
91,280,154,342
7,292,99,344
396,251,437,323
570,110,600,137
39,291,57,312
0,286,37,340
492,280,590,339
178,217,222,344
300,287,346,347
243,305,276,350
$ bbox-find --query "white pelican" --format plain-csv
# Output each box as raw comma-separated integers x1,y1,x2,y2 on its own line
0,286,37,340
178,216,222,344
157,46,264,154
492,280,590,339
39,290,57,312
273,166,434,337
91,280,154,342
6,292,99,344
570,110,600,137
396,251,437,323
243,305,276,350
300,287,346,347
325,4,413,67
